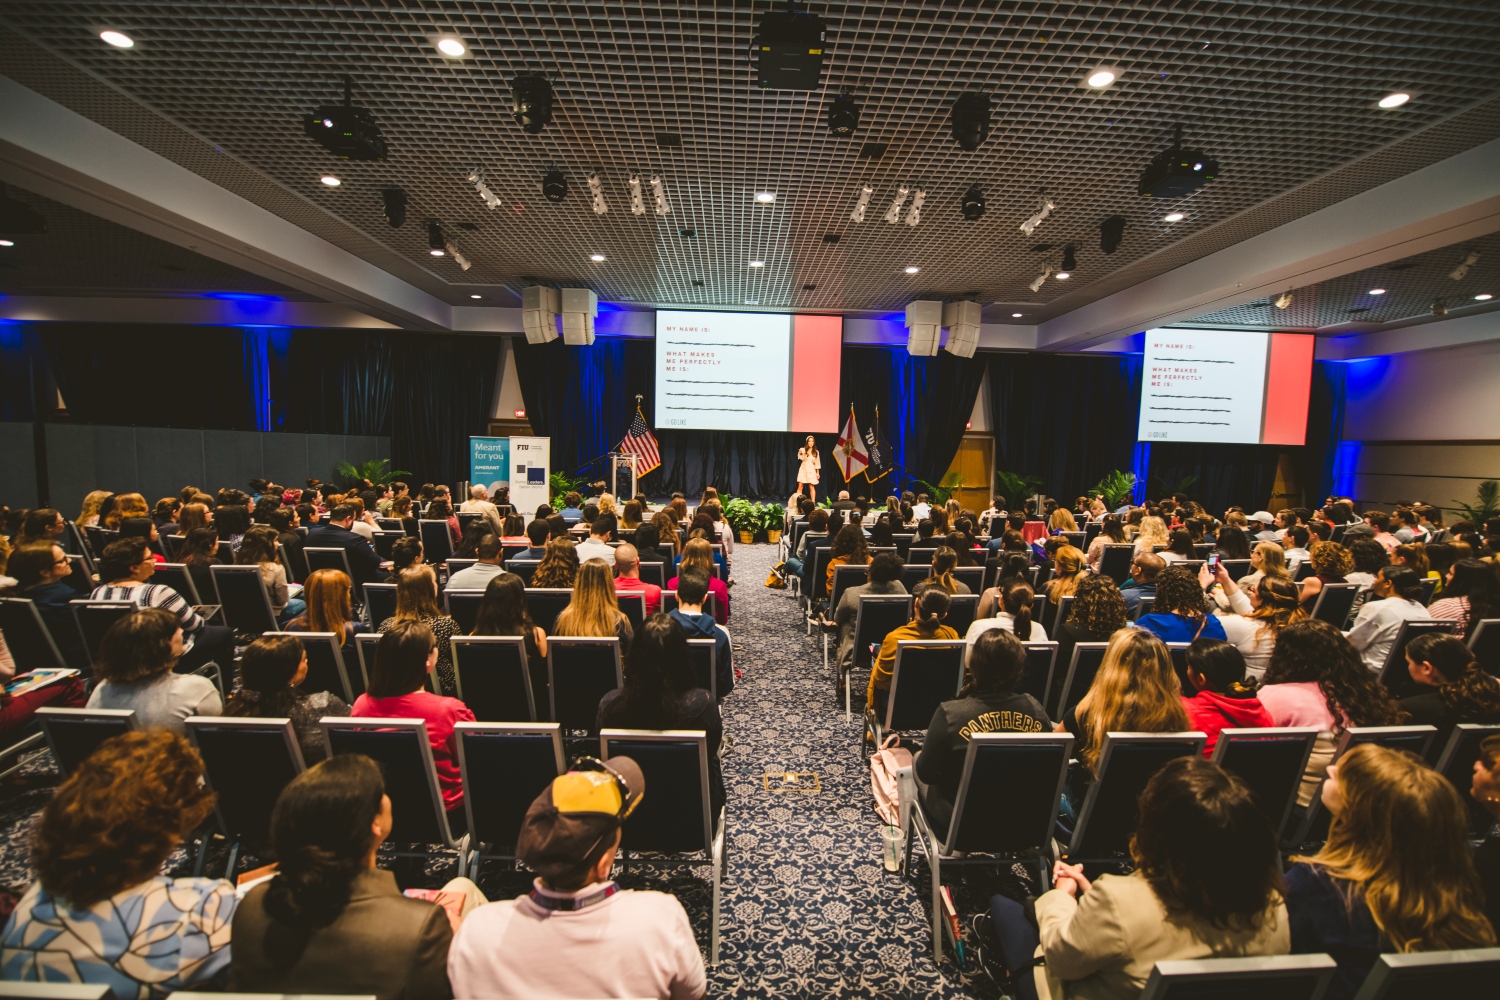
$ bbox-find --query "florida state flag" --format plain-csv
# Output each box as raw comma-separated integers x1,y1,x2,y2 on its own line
835,406,870,482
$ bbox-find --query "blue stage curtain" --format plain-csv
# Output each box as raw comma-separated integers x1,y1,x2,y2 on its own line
1297,360,1348,507
0,325,41,422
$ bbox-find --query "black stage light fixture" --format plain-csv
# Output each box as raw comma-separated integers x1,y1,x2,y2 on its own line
427,220,445,251
949,93,992,151
1099,215,1126,253
302,75,388,161
1138,124,1219,198
755,2,827,90
0,185,46,234
542,169,568,203
827,92,859,137
381,187,407,228
1060,245,1078,272
960,184,986,221
512,73,554,133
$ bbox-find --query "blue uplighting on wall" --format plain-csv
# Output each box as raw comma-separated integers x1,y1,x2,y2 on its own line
242,326,291,431
1130,441,1151,504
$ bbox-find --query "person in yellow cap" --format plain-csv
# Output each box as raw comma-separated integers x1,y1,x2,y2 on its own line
447,757,706,1000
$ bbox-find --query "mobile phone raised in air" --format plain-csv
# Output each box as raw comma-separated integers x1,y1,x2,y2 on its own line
1206,552,1219,570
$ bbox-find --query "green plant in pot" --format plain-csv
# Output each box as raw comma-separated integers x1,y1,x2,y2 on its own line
1453,480,1500,527
760,501,786,544
1090,470,1139,511
335,458,412,489
548,471,589,511
721,496,759,543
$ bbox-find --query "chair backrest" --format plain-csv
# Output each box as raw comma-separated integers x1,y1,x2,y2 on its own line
601,729,713,852
185,716,305,849
1294,560,1316,582
899,564,931,591
370,531,404,561
891,532,915,559
638,560,666,588
35,708,138,776
1418,576,1438,606
1212,727,1320,837
906,546,939,566
1337,724,1439,760
444,558,478,579
1310,582,1359,628
443,589,486,634
504,558,541,585
1059,531,1085,550
304,546,354,579
852,595,914,669
1019,642,1058,709
83,525,114,558
1469,619,1500,675
945,594,979,637
455,723,564,855
376,517,405,531
946,733,1074,855
1056,642,1110,718
616,591,647,632
451,636,536,722
1085,522,1103,545
1434,723,1500,837
548,637,623,730
809,547,835,600
0,984,114,1000
210,565,280,636
353,632,382,693
1136,595,1156,618
152,563,203,605
1351,948,1500,1000
686,638,717,699
1379,620,1458,693
457,511,485,533
0,599,67,670
1069,731,1207,858
524,588,573,632
319,718,456,847
885,641,965,731
419,520,455,563
266,631,353,701
362,582,399,627
830,564,870,610
62,554,94,595
953,566,984,595
1140,954,1338,1000
69,600,138,663
1054,594,1075,627
1099,544,1134,582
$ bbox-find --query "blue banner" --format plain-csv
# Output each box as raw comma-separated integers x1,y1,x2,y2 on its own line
469,436,510,495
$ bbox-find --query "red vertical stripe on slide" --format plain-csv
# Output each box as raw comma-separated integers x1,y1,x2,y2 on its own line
1260,333,1316,445
790,314,843,432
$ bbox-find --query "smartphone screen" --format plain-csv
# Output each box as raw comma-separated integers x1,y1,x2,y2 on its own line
1207,552,1219,570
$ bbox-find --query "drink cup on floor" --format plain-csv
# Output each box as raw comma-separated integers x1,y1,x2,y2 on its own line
880,825,904,872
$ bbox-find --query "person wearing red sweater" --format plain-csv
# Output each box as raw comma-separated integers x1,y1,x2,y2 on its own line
1180,638,1275,758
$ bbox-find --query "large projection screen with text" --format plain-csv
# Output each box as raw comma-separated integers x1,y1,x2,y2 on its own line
655,310,842,432
1138,329,1315,445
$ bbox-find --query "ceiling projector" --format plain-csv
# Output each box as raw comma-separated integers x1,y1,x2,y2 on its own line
303,76,388,161
1138,125,1218,199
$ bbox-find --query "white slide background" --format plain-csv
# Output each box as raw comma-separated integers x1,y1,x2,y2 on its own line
1138,329,1269,443
655,311,792,431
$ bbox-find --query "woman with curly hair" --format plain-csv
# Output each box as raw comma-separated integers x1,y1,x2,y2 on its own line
1286,744,1495,998
531,536,580,589
101,491,150,531
1052,573,1130,699
1398,632,1500,738
1260,619,1405,808
1136,564,1228,644
75,489,112,528
825,523,871,593
1299,539,1353,613
1210,567,1308,679
1,730,234,996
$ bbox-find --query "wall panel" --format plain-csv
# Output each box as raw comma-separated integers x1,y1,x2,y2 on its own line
0,423,37,509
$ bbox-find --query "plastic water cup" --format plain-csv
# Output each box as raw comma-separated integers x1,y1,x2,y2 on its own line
880,825,904,872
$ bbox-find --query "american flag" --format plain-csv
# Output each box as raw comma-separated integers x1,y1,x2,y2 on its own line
618,407,661,475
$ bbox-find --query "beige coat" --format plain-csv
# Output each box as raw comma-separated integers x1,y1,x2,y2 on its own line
1033,870,1289,1000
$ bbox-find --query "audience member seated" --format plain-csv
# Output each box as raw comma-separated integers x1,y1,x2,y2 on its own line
575,512,618,567
285,567,369,651
459,484,505,536
384,536,425,583
1208,569,1305,679
452,517,492,560
1345,565,1433,672
305,505,382,587
558,491,585,524
426,499,461,546
670,538,730,625
448,756,706,1000
532,537,580,589
1159,528,1195,565
1285,744,1495,999
555,558,636,658
236,524,304,622
1051,574,1129,697
213,503,253,551
1259,620,1404,809
831,552,906,677
91,537,236,674
85,608,223,732
632,522,668,567
784,507,829,581
1133,515,1170,555
101,492,150,531
1238,540,1291,592
1063,629,1189,778
352,621,474,820
0,730,233,995
825,524,871,595
1119,552,1164,618
472,572,549,717
1468,735,1500,934
519,517,550,560
177,525,224,599
117,516,167,564
75,489,111,528
667,569,733,698
231,753,480,1000
267,507,308,583
1397,632,1500,737
1427,558,1500,640
621,499,644,530
1044,545,1086,601
1083,514,1127,570
15,507,66,549
1344,538,1389,617
1299,540,1352,614
868,584,956,716
1180,639,1274,757
378,565,459,693
612,543,662,614
916,630,1051,831
447,534,506,590
924,546,969,596
991,757,1287,1000
1215,524,1252,560
3,541,90,669
966,579,1047,650
226,633,349,764
1136,564,1228,643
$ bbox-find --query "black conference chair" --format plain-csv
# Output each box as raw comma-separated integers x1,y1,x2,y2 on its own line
899,564,931,592
457,722,565,878
1098,544,1134,582
444,558,478,580
36,707,138,777
806,546,836,611
903,733,1075,962
548,637,623,732
443,589,486,635
363,582,399,627
1138,954,1338,1000
370,530,405,561
376,517,405,532
185,716,306,878
1433,723,1500,837
69,600,137,664
524,588,573,633
353,632,382,694
600,729,726,966
867,641,964,751
266,631,355,701
1470,619,1500,676
829,564,870,614
945,594,979,637
504,558,541,585
1066,731,1206,865
1018,642,1058,710
1053,594,1075,628
1211,727,1320,839
304,546,355,579
616,591,647,632
451,636,538,722
153,563,206,606
0,598,69,670
1351,948,1500,999
638,561,666,588
457,512,485,534
1055,642,1110,719
906,546,939,567
1309,582,1359,629
419,520,455,564
847,594,914,721
686,638,718,700
1378,620,1458,697
320,718,467,872
1290,725,1439,848
209,565,279,637
952,566,983,595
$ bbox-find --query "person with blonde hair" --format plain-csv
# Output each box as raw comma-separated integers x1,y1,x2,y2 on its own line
76,489,112,528
1286,744,1496,998
1044,544,1086,602
596,493,618,518
376,565,458,693
553,559,634,655
1209,566,1308,679
101,492,149,530
649,509,681,557
1065,629,1190,774
1132,514,1170,555
1238,540,1290,592
1299,539,1352,613
1049,507,1078,534
531,536,580,589
669,537,729,625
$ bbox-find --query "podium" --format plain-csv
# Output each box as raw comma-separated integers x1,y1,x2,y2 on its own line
609,453,639,499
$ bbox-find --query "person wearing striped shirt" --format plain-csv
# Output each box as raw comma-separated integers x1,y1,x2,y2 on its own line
90,537,236,674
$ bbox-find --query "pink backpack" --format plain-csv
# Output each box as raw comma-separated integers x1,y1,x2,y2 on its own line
870,734,912,825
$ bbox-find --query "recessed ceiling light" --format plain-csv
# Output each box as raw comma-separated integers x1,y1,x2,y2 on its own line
99,30,134,48
904,266,920,274
748,260,764,268
435,37,467,57
1055,271,1071,279
754,192,776,204
589,253,606,262
1369,288,1386,295
429,249,445,256
1012,312,1023,318
1477,294,1494,301
319,175,341,186
1378,92,1411,109
1086,68,1116,89
1163,212,1185,222
470,294,482,299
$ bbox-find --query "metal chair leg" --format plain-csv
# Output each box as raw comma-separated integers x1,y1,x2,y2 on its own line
930,849,944,962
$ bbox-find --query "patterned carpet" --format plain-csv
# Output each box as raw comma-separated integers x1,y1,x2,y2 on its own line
0,543,1027,997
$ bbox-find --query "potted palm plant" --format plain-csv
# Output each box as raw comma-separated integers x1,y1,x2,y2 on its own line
761,502,785,544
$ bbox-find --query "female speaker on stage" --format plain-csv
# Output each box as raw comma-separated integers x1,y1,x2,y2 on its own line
797,436,821,502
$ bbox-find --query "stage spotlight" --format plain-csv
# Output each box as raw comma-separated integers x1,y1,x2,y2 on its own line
904,189,926,227
381,188,407,228
302,75,388,160
428,220,445,253
587,173,609,215
1019,197,1055,236
651,175,671,215
1139,124,1219,198
1274,292,1293,309
850,185,873,223
467,168,502,209
827,92,860,137
1029,268,1052,293
960,184,986,221
1100,215,1126,253
1060,245,1078,273
542,169,568,203
628,176,646,215
950,93,992,151
1450,250,1480,281
511,74,553,133
445,240,471,270
883,186,910,225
